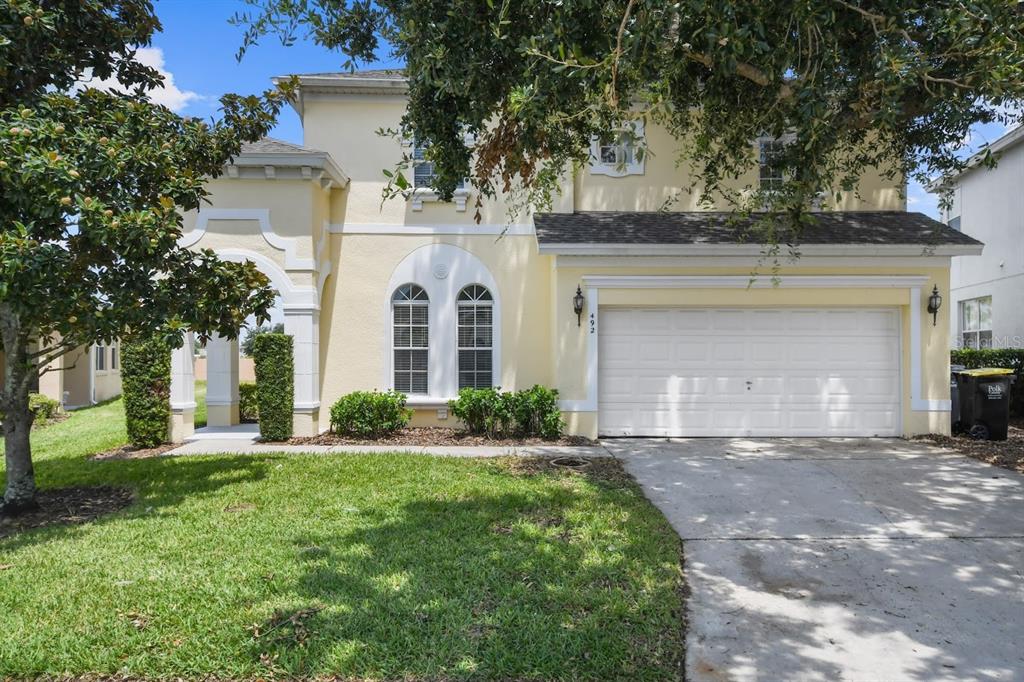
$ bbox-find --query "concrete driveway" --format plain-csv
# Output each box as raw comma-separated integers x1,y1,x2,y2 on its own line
606,438,1024,682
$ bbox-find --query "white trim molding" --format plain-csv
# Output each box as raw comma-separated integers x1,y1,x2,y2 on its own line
383,243,502,403
330,222,534,236
214,248,319,311
181,208,316,271
559,274,946,417
582,274,931,289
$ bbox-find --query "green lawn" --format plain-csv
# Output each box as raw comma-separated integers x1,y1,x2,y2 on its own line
0,399,685,680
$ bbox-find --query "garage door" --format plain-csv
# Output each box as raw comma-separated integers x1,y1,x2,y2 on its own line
598,308,901,437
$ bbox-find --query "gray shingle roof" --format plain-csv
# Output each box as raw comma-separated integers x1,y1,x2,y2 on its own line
239,137,324,155
291,69,406,80
533,211,982,247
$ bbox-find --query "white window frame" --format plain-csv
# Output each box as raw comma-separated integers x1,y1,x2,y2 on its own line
391,284,430,395
758,137,787,192
959,296,993,349
94,344,106,372
110,342,119,371
589,121,645,177
404,137,471,212
383,244,501,405
457,285,494,390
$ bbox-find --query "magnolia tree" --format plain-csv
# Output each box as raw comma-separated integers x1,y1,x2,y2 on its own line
0,1,286,514
238,0,1024,226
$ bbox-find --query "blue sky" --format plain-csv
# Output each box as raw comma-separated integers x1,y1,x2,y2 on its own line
149,0,1015,221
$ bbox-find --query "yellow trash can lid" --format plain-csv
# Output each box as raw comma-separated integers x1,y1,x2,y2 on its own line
958,367,1015,376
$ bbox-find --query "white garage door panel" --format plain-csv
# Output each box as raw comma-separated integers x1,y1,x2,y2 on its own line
598,308,901,437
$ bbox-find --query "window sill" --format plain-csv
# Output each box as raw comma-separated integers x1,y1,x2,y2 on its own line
409,187,470,212
405,395,456,409
588,163,645,178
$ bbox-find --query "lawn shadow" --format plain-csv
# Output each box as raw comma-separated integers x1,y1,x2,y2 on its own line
252,469,684,680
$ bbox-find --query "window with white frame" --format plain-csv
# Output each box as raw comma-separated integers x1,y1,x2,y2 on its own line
412,140,465,190
392,284,429,394
758,139,786,191
94,344,105,371
110,343,118,370
457,285,494,389
960,296,992,348
589,122,645,176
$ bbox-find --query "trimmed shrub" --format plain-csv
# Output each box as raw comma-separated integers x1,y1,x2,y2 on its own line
2,393,61,426
121,336,171,448
511,385,564,439
239,381,259,422
329,390,411,438
253,333,293,441
951,348,1024,416
28,393,60,424
450,385,564,439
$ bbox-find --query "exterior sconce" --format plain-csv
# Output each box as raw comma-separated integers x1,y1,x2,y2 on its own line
927,285,943,326
573,285,586,327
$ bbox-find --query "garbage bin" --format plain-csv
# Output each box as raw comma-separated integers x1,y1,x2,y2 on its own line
950,364,966,433
954,368,1016,440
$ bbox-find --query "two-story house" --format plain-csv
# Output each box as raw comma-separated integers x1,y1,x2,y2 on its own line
169,69,981,441
934,125,1024,350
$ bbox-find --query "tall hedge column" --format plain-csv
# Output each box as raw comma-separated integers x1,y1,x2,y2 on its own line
253,332,294,441
121,337,172,448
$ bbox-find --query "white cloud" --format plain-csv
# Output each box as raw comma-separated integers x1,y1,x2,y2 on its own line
78,47,200,113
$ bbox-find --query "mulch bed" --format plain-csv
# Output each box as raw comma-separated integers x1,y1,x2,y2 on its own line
90,443,178,461
284,426,594,447
0,486,134,539
917,418,1024,475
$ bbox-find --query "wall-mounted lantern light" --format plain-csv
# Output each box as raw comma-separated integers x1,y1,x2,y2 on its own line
927,285,943,326
573,285,586,327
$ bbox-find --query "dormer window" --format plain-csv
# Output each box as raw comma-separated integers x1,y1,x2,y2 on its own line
759,139,786,191
589,122,645,177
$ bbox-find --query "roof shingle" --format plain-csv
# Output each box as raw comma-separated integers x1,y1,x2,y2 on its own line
533,211,981,247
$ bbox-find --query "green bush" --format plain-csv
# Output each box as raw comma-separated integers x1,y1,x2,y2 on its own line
239,382,259,422
951,348,1024,416
329,390,411,438
253,333,293,441
450,385,564,439
121,336,171,448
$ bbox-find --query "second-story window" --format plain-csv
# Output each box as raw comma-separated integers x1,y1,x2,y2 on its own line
412,140,465,190
759,139,786,191
589,122,645,177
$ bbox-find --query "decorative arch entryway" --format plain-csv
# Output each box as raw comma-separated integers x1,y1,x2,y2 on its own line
168,248,322,441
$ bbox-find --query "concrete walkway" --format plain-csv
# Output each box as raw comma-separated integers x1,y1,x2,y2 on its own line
607,437,1024,682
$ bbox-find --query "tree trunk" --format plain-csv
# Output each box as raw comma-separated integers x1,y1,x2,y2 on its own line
0,305,38,515
2,398,37,514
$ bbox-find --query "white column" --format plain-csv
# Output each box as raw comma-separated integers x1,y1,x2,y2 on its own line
205,334,240,426
284,306,320,436
169,333,196,442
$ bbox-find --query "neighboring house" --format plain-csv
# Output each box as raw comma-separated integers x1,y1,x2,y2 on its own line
170,69,981,441
0,341,122,409
933,125,1024,349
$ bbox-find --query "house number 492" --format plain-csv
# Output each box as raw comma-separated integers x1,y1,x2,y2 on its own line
589,312,596,334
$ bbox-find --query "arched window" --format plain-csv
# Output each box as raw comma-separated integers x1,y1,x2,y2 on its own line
392,284,429,394
457,285,493,389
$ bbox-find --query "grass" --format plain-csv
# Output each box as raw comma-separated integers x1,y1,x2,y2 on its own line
0,399,685,680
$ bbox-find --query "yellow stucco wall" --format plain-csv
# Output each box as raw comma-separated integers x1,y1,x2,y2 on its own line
319,233,553,415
